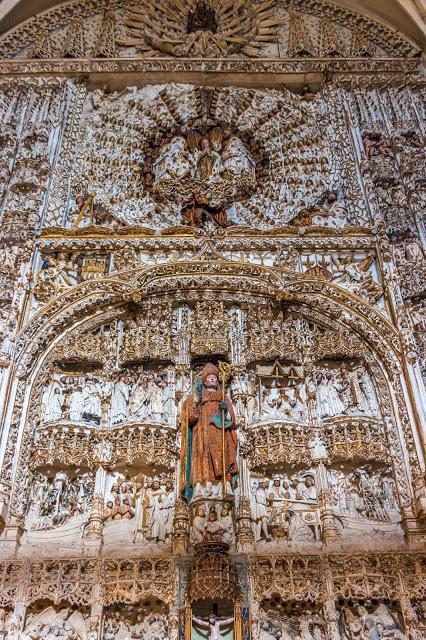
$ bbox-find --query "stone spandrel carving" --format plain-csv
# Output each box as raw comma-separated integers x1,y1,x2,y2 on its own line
24,471,94,533
300,252,383,305
32,250,110,305
250,473,320,546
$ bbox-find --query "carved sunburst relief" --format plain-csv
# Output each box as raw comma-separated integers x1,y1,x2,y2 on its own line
121,0,282,57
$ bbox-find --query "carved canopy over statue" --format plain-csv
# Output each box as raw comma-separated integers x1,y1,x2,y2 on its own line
180,363,239,501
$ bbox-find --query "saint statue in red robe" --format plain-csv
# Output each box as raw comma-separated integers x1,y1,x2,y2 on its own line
180,363,239,500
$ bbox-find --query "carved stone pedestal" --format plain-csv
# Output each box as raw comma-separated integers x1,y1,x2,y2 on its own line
0,516,23,553
84,495,104,543
83,538,103,556
402,507,426,545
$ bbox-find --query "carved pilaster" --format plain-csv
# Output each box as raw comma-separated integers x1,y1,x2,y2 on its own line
88,603,103,640
401,504,426,546
319,489,341,544
322,600,340,640
236,497,254,553
412,472,426,520
84,494,104,543
0,514,24,553
173,497,190,555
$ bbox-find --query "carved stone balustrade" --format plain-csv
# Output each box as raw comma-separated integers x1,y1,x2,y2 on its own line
250,553,426,603
30,421,177,470
243,421,312,469
322,416,388,463
243,416,388,468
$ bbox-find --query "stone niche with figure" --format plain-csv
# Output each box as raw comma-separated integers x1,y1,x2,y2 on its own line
181,362,239,548
18,321,179,556
18,602,93,640
257,598,327,640
250,470,320,548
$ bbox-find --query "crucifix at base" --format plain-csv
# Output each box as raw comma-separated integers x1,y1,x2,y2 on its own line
182,600,247,640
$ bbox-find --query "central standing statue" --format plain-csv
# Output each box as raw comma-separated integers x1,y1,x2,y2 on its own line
180,363,239,500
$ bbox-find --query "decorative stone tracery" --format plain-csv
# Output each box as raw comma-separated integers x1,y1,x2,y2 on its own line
0,1,425,638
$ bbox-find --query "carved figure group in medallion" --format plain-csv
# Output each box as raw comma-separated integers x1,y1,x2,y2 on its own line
148,124,258,226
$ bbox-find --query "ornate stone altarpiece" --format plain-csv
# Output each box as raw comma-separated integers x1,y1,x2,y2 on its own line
0,0,425,638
